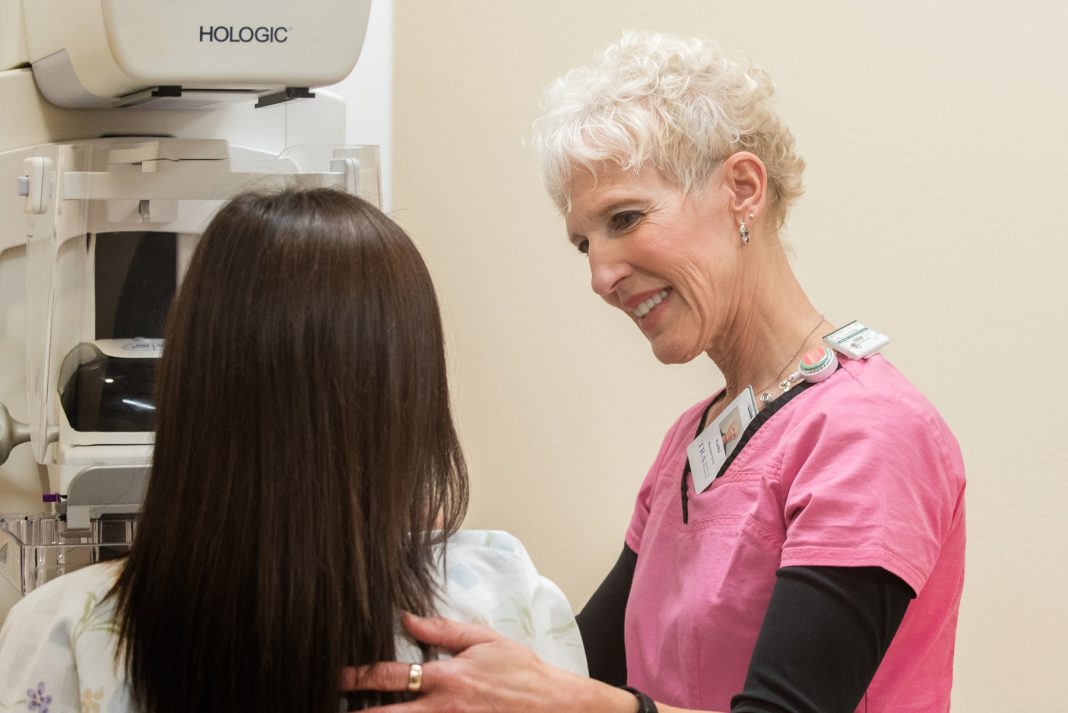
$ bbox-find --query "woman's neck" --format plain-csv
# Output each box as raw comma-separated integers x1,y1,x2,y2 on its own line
707,244,828,406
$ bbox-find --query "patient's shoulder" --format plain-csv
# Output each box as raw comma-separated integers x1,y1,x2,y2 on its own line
425,529,586,674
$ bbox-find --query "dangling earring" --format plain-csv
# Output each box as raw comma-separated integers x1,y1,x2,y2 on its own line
740,211,755,245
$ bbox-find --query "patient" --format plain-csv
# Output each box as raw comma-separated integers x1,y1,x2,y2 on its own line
0,189,585,713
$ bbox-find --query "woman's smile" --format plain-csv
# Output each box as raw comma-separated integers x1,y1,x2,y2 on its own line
628,288,671,320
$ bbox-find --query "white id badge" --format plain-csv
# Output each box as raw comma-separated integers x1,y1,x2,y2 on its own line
823,321,890,359
687,386,758,494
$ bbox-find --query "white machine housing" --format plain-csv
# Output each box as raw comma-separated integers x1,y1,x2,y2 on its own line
20,0,372,108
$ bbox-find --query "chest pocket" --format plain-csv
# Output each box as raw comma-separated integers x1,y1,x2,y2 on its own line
651,452,781,543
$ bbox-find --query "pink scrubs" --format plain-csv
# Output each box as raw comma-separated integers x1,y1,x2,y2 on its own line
625,355,965,712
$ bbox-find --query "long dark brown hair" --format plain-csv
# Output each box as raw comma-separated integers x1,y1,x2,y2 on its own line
111,188,468,713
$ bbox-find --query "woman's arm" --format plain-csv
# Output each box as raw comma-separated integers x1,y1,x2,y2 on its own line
576,544,637,686
348,565,911,713
730,566,913,713
576,550,912,711
663,566,912,713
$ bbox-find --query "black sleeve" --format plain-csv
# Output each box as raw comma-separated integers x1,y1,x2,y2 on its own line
730,565,915,713
575,544,637,686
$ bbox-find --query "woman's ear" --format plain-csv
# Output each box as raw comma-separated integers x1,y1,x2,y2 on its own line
722,151,768,218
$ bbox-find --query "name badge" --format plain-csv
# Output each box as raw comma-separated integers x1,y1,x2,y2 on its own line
687,386,758,494
823,321,889,359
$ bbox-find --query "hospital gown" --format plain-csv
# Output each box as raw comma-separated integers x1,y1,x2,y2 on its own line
0,529,586,712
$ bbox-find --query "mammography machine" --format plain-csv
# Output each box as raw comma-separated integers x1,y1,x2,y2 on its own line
0,0,379,619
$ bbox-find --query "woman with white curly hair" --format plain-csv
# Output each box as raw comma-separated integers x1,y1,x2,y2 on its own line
355,31,965,713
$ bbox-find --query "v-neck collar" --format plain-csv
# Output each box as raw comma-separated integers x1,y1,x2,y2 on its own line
679,370,835,524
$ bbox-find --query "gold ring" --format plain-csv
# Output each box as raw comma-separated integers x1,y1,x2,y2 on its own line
407,662,423,693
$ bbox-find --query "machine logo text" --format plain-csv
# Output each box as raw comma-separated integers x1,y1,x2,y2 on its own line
199,26,289,44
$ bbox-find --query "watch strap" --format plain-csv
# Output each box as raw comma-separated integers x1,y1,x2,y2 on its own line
619,686,658,713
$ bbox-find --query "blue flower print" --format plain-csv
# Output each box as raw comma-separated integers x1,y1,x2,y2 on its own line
26,682,52,713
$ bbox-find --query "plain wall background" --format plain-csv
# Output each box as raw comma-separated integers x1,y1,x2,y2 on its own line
392,1,1068,708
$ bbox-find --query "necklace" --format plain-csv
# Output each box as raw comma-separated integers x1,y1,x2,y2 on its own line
756,315,825,404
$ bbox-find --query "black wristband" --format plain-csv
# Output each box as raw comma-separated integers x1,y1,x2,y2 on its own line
619,686,658,713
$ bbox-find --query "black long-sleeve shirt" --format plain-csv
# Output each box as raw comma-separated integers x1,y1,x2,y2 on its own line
577,546,913,713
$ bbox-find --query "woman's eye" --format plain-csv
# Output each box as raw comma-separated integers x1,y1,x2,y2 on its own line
610,211,641,231
576,238,590,255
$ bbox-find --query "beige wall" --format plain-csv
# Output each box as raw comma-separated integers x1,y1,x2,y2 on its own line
393,1,1067,708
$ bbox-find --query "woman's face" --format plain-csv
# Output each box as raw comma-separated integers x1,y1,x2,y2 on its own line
564,162,744,364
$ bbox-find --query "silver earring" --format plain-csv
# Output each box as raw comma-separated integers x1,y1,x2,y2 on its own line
739,221,750,245
748,211,755,220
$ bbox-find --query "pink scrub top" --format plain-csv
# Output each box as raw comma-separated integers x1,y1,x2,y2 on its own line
624,355,965,712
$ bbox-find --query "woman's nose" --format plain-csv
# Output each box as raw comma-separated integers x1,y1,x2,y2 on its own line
588,242,631,298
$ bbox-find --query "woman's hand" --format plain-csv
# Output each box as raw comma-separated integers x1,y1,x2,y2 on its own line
342,613,638,713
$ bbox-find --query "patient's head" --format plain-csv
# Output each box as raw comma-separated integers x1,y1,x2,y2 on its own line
153,188,467,540
116,188,468,713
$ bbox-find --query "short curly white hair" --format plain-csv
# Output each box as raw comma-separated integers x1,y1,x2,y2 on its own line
533,31,805,228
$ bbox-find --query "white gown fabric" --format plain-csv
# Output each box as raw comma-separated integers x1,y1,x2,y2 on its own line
0,529,587,712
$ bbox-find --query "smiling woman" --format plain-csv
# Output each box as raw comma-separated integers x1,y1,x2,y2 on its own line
355,30,965,713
